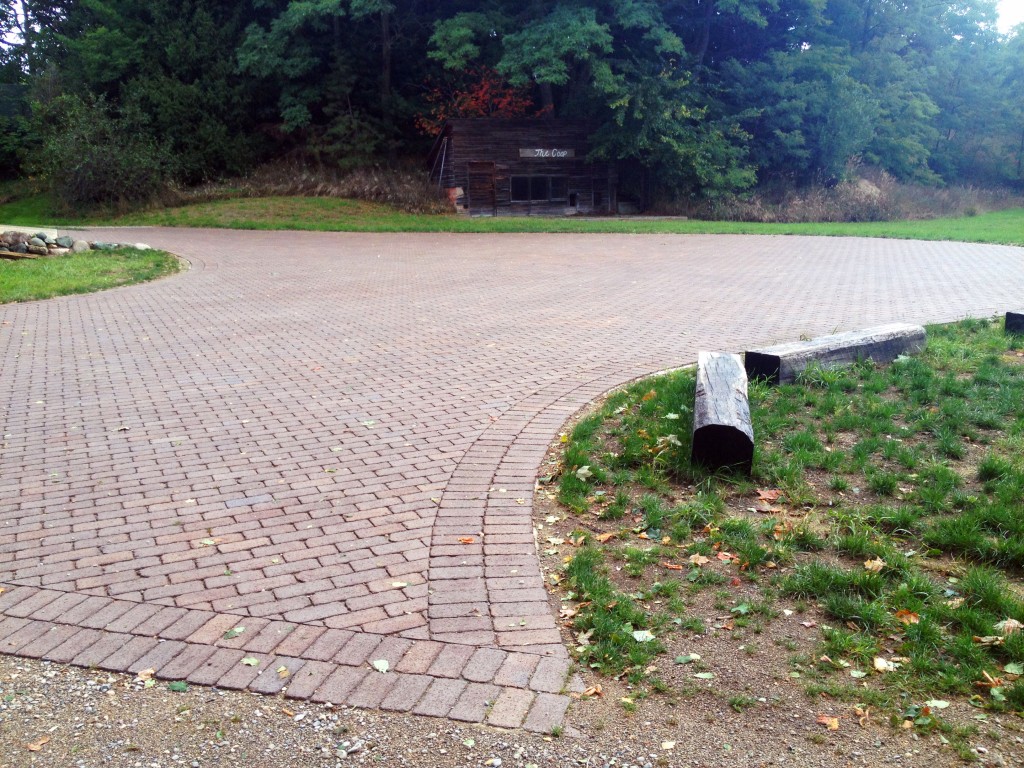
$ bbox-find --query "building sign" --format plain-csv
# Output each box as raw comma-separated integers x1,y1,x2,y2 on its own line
519,148,575,158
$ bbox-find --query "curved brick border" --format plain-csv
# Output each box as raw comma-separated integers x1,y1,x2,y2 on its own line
3,229,1023,731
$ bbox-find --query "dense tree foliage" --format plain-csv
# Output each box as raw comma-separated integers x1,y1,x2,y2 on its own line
2,0,1022,202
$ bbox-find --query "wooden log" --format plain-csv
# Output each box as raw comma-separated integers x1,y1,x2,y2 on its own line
691,351,754,474
744,322,926,385
0,250,38,261
1005,311,1024,335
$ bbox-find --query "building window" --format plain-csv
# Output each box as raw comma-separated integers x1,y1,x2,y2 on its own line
511,176,568,203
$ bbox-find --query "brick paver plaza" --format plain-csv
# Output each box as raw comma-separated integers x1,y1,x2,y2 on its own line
2,229,1023,730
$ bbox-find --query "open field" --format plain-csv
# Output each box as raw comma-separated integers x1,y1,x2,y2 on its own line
2,193,1023,246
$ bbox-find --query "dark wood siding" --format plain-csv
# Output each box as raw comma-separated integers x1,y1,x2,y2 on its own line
427,119,617,216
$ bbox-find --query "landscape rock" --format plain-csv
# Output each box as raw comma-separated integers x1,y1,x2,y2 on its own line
26,245,49,255
72,240,90,253
55,236,74,248
91,241,117,250
134,242,151,250
28,236,46,247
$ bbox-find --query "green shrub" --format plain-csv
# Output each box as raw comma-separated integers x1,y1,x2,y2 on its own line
27,94,173,209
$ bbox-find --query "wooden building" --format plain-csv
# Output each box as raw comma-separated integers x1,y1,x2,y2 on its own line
427,119,617,216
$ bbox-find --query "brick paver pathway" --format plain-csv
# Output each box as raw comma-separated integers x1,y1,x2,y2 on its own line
2,230,1022,729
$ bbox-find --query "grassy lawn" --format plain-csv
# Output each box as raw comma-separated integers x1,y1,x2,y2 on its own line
0,248,181,304
542,318,1024,750
2,192,1022,245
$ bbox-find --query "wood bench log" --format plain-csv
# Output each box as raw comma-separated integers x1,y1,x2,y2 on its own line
744,322,926,385
691,351,754,474
0,250,38,261
1006,311,1024,335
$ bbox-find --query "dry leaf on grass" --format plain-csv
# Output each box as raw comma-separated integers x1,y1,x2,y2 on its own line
756,489,783,502
661,561,684,571
596,532,617,543
895,609,920,625
863,557,885,573
688,554,709,566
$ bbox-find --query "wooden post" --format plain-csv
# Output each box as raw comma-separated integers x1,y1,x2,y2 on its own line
1005,311,1024,335
691,352,754,474
745,323,926,385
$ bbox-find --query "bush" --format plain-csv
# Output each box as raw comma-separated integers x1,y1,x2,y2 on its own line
27,94,174,210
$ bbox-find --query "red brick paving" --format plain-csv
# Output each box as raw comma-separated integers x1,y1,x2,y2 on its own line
2,229,1023,731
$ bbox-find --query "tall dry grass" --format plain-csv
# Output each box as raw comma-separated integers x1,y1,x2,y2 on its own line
174,160,452,215
656,168,1024,223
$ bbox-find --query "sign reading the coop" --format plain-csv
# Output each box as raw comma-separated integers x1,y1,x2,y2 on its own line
519,148,575,158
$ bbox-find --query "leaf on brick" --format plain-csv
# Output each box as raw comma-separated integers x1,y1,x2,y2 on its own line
222,626,245,640
276,665,290,679
371,659,389,673
458,537,475,544
241,657,259,667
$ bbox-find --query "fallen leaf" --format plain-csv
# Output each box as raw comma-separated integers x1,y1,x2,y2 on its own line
925,700,950,709
596,532,617,543
688,554,710,566
757,489,783,502
863,557,885,573
1005,662,1024,675
895,610,920,625
641,389,657,402
276,665,290,679
800,620,817,629
582,684,603,698
391,581,408,588
693,672,715,680
135,668,156,682
281,707,295,717
675,653,701,664
662,741,676,750
816,715,840,731
25,736,50,751
167,681,188,692
241,657,259,667
371,659,389,673
973,635,1005,646
873,657,899,673
661,561,684,571
716,551,736,562
575,466,593,481
458,537,475,544
995,618,1023,635
222,626,245,640
850,670,868,679
462,738,475,748
854,706,870,727
198,538,221,547
632,629,656,643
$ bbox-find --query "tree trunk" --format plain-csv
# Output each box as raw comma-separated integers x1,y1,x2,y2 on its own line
695,0,714,67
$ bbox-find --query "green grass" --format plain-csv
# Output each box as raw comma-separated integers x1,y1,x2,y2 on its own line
3,192,1024,245
0,248,181,303
552,317,1024,716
